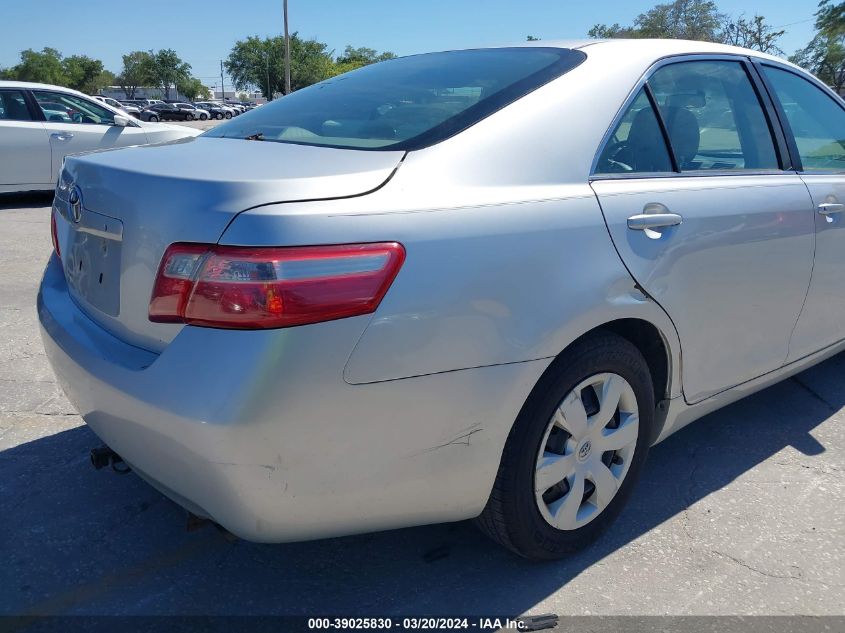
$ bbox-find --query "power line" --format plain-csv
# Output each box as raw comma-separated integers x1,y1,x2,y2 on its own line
773,17,815,29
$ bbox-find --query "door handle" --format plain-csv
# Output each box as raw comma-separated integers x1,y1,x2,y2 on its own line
818,202,844,215
627,212,684,230
50,132,74,142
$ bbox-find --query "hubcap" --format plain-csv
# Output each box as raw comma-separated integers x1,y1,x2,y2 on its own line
534,372,639,531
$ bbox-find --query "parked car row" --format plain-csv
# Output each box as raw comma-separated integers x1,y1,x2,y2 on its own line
89,96,257,122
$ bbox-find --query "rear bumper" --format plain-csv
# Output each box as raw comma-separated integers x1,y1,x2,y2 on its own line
38,255,547,542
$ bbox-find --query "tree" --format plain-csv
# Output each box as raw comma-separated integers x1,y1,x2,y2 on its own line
526,35,541,41
588,23,638,38
4,48,68,85
62,55,106,93
116,51,154,99
790,1,845,93
177,77,209,101
225,35,280,99
817,0,845,37
721,14,784,54
226,33,348,97
288,35,338,90
146,49,191,100
332,45,396,75
590,0,725,42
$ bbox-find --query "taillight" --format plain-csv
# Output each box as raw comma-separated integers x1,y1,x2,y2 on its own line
149,242,405,329
50,210,60,257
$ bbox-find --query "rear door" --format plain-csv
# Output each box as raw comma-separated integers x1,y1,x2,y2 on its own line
0,88,50,187
591,56,815,404
31,90,149,182
757,63,845,361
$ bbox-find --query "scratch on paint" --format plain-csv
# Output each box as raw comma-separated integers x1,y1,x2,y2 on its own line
414,423,483,455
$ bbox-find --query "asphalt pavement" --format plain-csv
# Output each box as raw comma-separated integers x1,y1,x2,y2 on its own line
0,192,843,623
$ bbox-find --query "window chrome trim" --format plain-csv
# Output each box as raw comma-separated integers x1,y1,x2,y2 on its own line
590,169,793,182
589,52,789,180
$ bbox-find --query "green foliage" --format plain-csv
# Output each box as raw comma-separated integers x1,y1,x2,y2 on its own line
526,35,541,41
588,23,639,38
146,49,191,100
62,55,106,93
790,1,845,91
790,34,845,91
5,48,68,85
589,0,727,42
588,1,786,55
116,51,154,99
635,0,725,40
2,48,113,93
817,0,845,37
177,77,209,101
225,34,395,98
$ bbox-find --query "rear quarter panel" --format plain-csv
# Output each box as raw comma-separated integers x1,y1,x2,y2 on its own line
218,44,682,391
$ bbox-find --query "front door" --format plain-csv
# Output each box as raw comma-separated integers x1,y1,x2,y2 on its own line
758,63,845,362
591,58,815,403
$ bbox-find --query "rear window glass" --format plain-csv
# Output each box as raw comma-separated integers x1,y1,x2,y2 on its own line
203,47,585,150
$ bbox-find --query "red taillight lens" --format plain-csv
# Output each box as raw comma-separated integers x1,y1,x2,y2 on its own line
50,210,60,257
149,242,405,329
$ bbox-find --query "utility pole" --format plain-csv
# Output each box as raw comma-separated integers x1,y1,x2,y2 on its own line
266,52,271,101
283,0,291,95
220,60,225,100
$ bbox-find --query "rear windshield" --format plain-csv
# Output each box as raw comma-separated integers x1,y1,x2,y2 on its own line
202,47,585,151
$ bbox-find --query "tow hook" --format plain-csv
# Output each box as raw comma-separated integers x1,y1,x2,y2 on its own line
90,446,131,474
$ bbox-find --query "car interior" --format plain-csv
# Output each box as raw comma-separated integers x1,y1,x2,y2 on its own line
597,61,781,174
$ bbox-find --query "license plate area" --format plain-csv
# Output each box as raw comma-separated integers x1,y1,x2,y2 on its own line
64,209,123,317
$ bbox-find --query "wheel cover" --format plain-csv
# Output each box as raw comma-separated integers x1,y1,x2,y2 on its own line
534,372,639,531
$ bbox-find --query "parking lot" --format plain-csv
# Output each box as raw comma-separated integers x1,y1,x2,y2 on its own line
166,117,224,132
0,191,843,620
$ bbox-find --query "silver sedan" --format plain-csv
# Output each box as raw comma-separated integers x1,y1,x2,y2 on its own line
39,39,845,560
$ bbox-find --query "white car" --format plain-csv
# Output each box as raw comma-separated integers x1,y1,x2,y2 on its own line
91,95,141,118
0,81,202,194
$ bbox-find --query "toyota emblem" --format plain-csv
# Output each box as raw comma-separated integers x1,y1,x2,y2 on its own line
68,186,82,223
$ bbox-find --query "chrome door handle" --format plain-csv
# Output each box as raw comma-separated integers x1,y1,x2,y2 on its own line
627,212,684,230
50,132,74,141
818,203,844,215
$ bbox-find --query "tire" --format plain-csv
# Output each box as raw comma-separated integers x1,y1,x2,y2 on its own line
476,331,654,560
186,113,193,121
216,112,223,120
149,115,159,122
200,113,208,121
225,112,232,119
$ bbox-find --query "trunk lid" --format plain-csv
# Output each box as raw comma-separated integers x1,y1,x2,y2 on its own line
57,136,404,352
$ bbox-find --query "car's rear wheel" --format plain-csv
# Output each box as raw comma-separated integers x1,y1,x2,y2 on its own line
148,115,159,122
476,331,654,560
216,112,223,120
186,113,194,121
200,113,208,120
225,112,232,119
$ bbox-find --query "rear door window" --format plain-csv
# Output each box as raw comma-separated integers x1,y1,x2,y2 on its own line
594,88,674,174
648,60,779,171
762,65,845,172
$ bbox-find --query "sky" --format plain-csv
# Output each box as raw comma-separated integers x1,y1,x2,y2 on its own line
1,0,819,93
